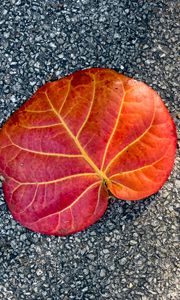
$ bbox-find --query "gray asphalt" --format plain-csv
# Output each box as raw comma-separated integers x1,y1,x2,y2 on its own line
0,1,180,299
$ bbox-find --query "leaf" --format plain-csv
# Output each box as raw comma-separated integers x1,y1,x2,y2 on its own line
0,68,177,235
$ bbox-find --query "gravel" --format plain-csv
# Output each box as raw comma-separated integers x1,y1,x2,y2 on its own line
0,0,180,299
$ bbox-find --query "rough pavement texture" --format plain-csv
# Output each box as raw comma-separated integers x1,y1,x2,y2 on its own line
0,0,179,299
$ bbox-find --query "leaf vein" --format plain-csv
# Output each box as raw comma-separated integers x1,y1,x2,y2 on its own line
29,181,101,225
19,185,39,214
8,173,97,186
109,144,171,179
4,128,82,158
105,99,156,173
25,109,53,113
76,75,96,138
20,123,61,130
101,83,125,170
44,92,107,181
58,78,72,114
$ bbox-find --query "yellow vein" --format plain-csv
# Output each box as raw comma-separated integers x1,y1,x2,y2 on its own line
25,109,53,113
110,179,140,192
11,185,23,200
6,151,21,166
83,133,96,150
105,85,136,98
101,83,125,170
45,92,108,181
58,181,101,214
18,185,39,214
109,144,171,179
51,212,61,234
11,173,97,187
62,102,79,119
30,181,101,224
104,100,156,173
5,128,82,158
93,184,102,215
20,123,61,130
0,144,12,150
76,75,96,138
58,78,72,114
70,207,75,231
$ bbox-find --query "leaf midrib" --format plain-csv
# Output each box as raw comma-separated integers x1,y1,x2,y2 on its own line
45,92,108,182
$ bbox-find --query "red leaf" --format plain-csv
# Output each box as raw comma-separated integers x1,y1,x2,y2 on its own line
0,68,177,235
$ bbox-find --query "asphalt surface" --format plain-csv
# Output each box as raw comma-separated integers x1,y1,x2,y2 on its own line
0,0,180,299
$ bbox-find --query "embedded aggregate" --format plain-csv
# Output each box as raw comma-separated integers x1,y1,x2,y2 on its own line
0,1,179,299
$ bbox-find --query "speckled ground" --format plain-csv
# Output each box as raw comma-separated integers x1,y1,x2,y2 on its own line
0,1,179,299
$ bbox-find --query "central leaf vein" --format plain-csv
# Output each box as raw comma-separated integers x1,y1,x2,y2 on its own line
45,92,108,182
